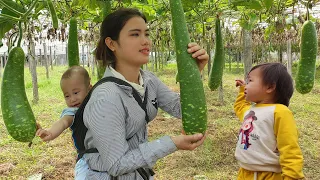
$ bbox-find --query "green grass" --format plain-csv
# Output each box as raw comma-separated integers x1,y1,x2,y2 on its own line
0,64,320,179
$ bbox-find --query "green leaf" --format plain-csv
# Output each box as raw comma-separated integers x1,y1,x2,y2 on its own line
285,0,297,7
0,19,14,41
130,1,156,21
247,0,262,10
249,12,257,23
72,0,98,10
181,0,205,11
239,20,251,30
0,0,25,17
155,6,167,16
0,0,24,41
92,16,103,23
231,0,262,10
262,0,273,10
231,0,247,6
237,12,258,31
264,25,275,39
35,1,45,14
141,7,156,21
102,0,112,18
71,0,80,7
122,0,132,3
32,12,41,20
137,0,148,4
88,0,98,10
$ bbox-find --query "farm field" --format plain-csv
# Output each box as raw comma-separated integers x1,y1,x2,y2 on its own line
0,64,319,180
1,0,320,179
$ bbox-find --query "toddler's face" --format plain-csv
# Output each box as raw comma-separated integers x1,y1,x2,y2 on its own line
245,68,268,104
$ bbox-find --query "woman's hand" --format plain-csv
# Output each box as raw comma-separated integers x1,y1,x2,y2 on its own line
187,42,209,72
171,133,206,150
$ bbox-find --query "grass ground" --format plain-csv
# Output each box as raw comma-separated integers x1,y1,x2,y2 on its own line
0,63,319,179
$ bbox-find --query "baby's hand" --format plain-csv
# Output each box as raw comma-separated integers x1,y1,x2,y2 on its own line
36,122,42,130
36,128,52,142
235,79,245,87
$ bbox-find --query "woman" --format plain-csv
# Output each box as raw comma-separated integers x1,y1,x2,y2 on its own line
80,8,208,180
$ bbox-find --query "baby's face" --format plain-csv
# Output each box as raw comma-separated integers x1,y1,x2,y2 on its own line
61,74,90,107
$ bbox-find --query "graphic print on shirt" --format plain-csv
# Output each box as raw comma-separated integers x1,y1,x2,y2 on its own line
238,110,257,150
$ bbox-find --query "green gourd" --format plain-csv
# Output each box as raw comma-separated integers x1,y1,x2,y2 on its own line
169,0,207,134
208,16,225,90
1,47,36,142
295,20,318,94
47,0,58,29
68,17,80,67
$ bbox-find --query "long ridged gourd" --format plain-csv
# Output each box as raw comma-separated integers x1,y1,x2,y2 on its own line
47,0,58,29
169,0,207,134
68,17,80,67
295,20,318,94
208,16,225,90
1,47,36,142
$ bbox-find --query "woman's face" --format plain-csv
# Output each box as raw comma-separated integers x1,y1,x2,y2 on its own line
112,16,151,68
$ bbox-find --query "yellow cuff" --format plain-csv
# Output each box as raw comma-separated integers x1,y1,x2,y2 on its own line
282,175,304,180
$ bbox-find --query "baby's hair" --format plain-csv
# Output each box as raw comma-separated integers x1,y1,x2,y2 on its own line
61,66,90,87
249,63,293,106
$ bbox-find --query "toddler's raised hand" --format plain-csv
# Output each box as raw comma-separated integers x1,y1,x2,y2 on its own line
235,79,245,87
